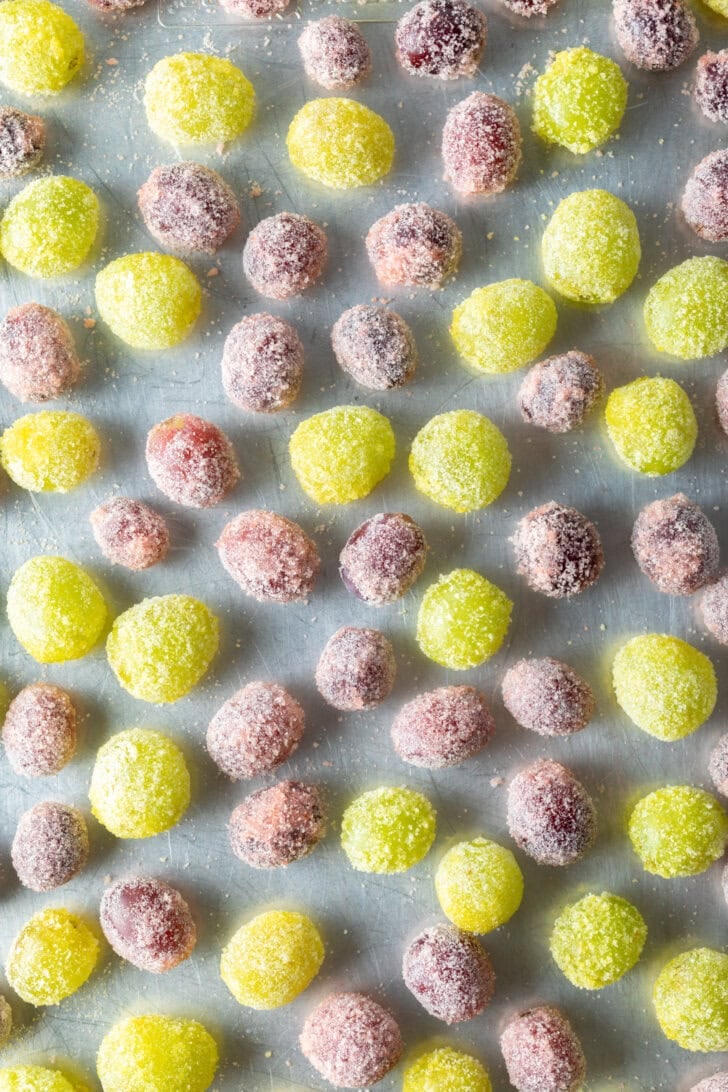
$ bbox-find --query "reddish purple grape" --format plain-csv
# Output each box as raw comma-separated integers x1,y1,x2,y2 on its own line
216,509,320,604
500,1005,586,1092
222,313,303,413
507,759,597,867
391,685,493,768
90,497,169,571
0,302,80,403
502,658,594,737
332,306,417,391
138,162,240,254
500,0,560,14
339,513,427,605
12,801,89,891
315,627,396,711
395,0,487,80
366,203,462,288
86,0,146,11
243,211,327,300
300,993,403,1088
229,779,326,868
709,733,728,797
518,351,604,434
0,106,45,179
695,50,728,124
682,150,728,242
690,1075,728,1092
614,0,698,71
513,502,604,598
402,923,495,1023
207,681,305,780
718,370,728,438
146,413,239,508
219,0,289,15
631,493,719,596
442,92,521,195
701,573,728,645
100,876,197,973
298,16,372,90
3,683,77,777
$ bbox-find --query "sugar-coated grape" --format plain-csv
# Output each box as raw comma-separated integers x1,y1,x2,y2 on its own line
614,0,698,70
87,0,147,12
138,162,240,254
366,202,462,288
519,351,603,433
628,784,728,877
100,876,196,973
219,0,289,13
144,53,254,145
653,948,728,1051
2,682,77,776
298,16,372,90
513,502,604,598
542,189,640,304
410,409,511,513
605,376,697,475
0,1066,75,1092
12,801,88,891
703,0,728,15
216,510,320,603
97,1015,218,1092
682,150,728,242
95,252,201,350
89,727,190,838
290,405,395,505
340,513,427,605
695,50,728,123
341,786,435,873
417,568,512,670
501,0,560,13
222,313,303,412
402,923,495,1023
2,410,99,493
207,681,305,779
710,733,728,796
300,993,403,1088
718,369,728,436
436,837,524,933
612,633,716,741
316,626,396,710
1,176,98,278
442,91,521,196
243,211,327,299
403,1047,492,1092
550,892,647,989
229,779,326,868
220,909,324,1009
502,658,594,736
533,47,628,154
287,97,394,189
508,760,597,866
146,413,239,508
0,0,84,95
6,907,98,1005
690,1075,728,1092
392,684,494,768
395,0,487,80
0,106,45,178
451,279,557,374
645,256,728,359
91,497,169,571
631,493,719,596
0,303,80,403
7,555,107,664
500,1005,586,1092
702,574,728,644
332,305,417,391
106,594,219,703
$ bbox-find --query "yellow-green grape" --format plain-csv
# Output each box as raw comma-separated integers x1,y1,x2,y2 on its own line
644,256,728,360
0,0,83,95
7,555,107,663
221,910,323,1010
0,177,98,278
144,53,255,146
653,948,728,1052
542,189,640,304
533,47,628,154
6,907,98,1005
89,727,190,839
289,405,395,505
341,787,436,873
703,0,728,14
550,892,646,989
612,634,716,742
409,410,511,514
287,97,395,189
1,411,99,493
0,1066,77,1092
628,785,728,877
605,377,697,476
451,280,557,375
435,837,524,934
417,569,512,670
97,1015,218,1092
403,1048,492,1092
95,253,201,351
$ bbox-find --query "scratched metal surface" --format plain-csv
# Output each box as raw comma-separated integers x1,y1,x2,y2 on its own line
0,0,727,1088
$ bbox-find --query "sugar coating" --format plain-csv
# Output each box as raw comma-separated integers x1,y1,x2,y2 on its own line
316,626,396,710
631,493,719,596
451,279,557,374
0,107,45,178
298,16,372,90
146,413,239,508
628,785,728,877
690,1075,728,1092
91,497,169,571
550,892,647,989
12,801,88,891
442,91,521,196
533,47,627,154
243,212,327,299
207,681,305,779
340,512,427,605
507,759,597,866
682,150,728,242
216,510,320,603
0,303,80,403
289,405,395,505
0,1067,75,1092
2,682,76,776
0,0,84,95
341,786,436,872
100,876,196,972
710,733,728,795
395,0,487,79
138,162,240,254
653,948,728,1051
7,555,107,663
219,0,288,15
402,922,495,1023
612,633,716,741
220,909,323,1009
403,1047,491,1091
1,410,99,493
410,409,511,513
700,0,728,13
501,0,560,13
90,727,190,838
718,370,728,437
417,568,512,670
6,907,98,1005
366,202,462,288
332,305,417,391
222,313,303,412
95,252,201,350
287,97,394,189
605,376,697,475
519,351,603,433
513,502,604,598
695,50,728,123
542,189,640,304
702,574,728,644
144,53,254,145
645,257,728,359
0,997,11,1050
87,0,147,11
502,658,594,736
300,992,403,1088
229,779,326,868
614,0,698,70
436,837,523,933
1,176,98,278
106,594,219,703
97,1015,218,1092
392,684,494,768
500,1005,586,1092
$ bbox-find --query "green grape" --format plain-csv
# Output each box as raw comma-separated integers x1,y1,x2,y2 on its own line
1,176,98,277
533,47,628,154
1,411,99,492
644,256,728,360
95,252,201,350
403,1048,492,1092
605,376,697,475
628,785,728,877
653,948,728,1051
144,52,255,145
287,98,395,189
0,0,83,95
6,908,98,1005
0,1066,77,1092
341,786,436,873
417,569,512,670
435,837,523,933
7,555,107,663
97,1015,218,1092
409,410,511,513
220,910,324,1009
550,892,647,989
451,279,557,374
289,405,395,505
